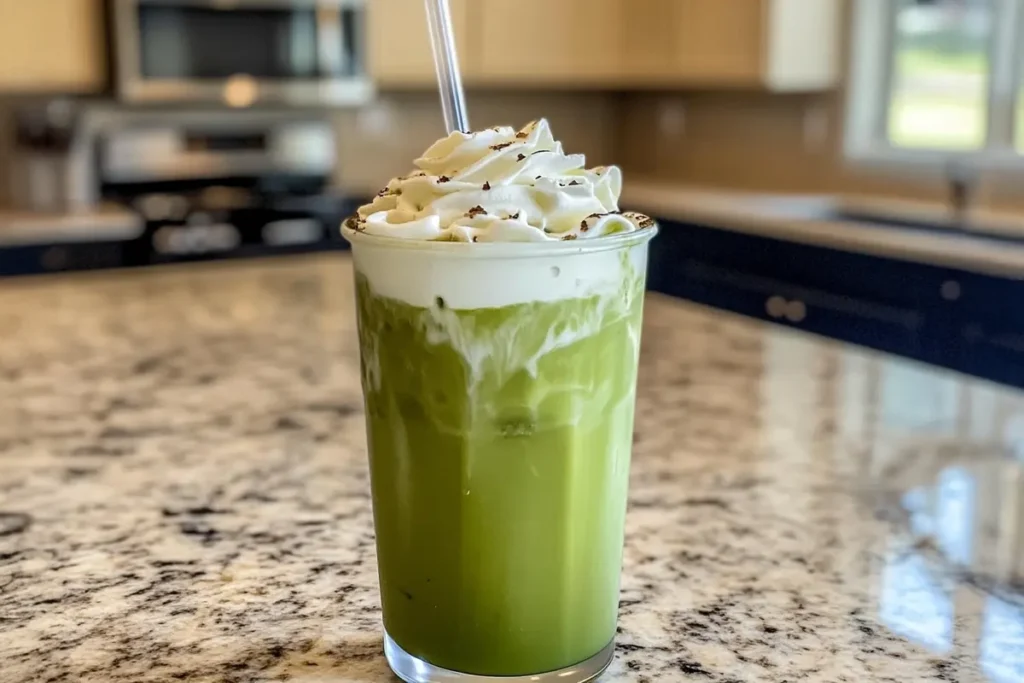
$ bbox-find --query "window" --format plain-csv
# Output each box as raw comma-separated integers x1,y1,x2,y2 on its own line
847,0,1024,169
888,0,992,150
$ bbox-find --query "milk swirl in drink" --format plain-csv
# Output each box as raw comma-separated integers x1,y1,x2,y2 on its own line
343,119,656,678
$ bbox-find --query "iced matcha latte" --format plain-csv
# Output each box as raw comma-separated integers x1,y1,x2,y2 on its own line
342,120,656,682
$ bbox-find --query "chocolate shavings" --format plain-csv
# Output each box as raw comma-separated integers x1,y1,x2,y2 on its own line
466,206,487,218
517,154,526,162
437,175,451,183
344,216,365,232
482,182,491,191
490,142,514,151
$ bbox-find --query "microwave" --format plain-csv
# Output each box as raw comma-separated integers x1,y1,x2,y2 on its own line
111,0,373,107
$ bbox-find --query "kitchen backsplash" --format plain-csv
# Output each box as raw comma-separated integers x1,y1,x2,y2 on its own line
618,91,837,194
616,90,1024,213
3,89,1023,213
342,89,1024,214
0,102,15,208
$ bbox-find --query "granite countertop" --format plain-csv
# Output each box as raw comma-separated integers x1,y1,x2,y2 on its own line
3,255,1024,683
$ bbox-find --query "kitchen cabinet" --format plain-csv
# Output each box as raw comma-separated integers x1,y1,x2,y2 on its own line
650,221,938,363
481,0,841,90
619,0,763,86
470,0,839,89
474,0,621,85
677,259,927,361
368,0,839,90
759,0,842,91
368,0,472,87
648,217,1024,393
624,0,841,90
368,0,839,91
0,0,106,93
955,275,1024,390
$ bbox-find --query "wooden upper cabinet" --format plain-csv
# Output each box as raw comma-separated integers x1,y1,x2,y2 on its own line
474,0,621,84
0,0,105,93
674,0,765,86
760,0,842,92
619,0,679,82
618,0,762,85
369,0,472,87
365,0,839,91
631,0,840,91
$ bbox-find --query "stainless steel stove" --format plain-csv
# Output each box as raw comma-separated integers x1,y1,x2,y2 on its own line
93,106,354,267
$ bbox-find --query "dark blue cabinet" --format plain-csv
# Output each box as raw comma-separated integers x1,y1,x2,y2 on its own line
679,259,926,359
954,274,1024,387
0,242,128,277
648,218,1024,390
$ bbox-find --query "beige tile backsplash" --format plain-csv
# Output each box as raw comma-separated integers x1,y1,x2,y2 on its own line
339,88,1018,212
617,91,833,194
0,102,14,207
4,88,1024,215
615,90,1024,213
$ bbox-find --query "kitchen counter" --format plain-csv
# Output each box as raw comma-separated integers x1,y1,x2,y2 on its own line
0,205,143,246
3,255,1024,683
623,183,1024,278
627,182,1024,393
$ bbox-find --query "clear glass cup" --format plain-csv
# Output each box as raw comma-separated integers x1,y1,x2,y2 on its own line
343,225,656,682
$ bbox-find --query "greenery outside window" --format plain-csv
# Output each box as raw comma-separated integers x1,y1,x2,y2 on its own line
847,0,1024,172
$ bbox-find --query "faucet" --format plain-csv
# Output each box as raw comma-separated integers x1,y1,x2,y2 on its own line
946,160,977,229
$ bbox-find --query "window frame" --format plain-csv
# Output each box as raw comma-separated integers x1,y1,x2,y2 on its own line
845,0,1024,174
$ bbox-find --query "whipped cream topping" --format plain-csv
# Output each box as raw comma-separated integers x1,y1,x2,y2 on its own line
346,119,654,243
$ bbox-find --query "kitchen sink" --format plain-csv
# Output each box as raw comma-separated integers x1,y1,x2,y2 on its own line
745,195,1024,247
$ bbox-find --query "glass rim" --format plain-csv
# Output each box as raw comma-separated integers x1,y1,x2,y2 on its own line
341,223,658,259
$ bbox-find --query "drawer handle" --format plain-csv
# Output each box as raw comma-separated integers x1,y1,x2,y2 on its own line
766,296,808,323
785,300,807,323
766,295,787,319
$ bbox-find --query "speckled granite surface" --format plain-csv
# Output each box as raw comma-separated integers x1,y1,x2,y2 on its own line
3,255,1024,683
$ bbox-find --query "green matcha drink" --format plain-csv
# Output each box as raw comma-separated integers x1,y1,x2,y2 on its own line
343,120,656,682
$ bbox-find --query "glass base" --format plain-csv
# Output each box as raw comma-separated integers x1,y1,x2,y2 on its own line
384,632,615,683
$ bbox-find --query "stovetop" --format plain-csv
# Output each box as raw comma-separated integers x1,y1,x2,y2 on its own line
0,179,364,278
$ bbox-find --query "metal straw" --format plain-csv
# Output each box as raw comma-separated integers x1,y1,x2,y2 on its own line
424,0,470,133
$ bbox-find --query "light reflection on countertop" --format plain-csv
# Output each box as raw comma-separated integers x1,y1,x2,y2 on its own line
878,544,954,655
2,255,1024,681
834,340,1024,682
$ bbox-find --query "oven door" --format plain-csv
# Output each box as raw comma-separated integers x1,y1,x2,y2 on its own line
112,0,372,106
